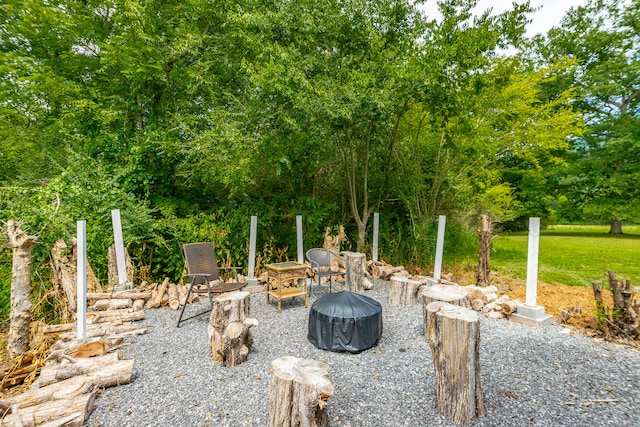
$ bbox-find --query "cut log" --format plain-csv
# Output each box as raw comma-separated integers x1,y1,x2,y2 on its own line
372,265,407,280
208,291,258,367
177,285,188,306
470,298,485,311
422,285,469,337
85,308,144,324
167,283,180,310
501,299,522,315
426,301,484,425
91,298,133,311
86,291,151,301
269,356,333,427
388,277,421,306
342,251,372,292
2,392,95,427
148,278,170,309
57,324,147,342
39,353,121,387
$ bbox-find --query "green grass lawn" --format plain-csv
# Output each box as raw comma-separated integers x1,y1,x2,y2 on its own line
491,224,640,287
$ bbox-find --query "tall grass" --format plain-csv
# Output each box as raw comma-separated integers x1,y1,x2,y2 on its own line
491,225,640,287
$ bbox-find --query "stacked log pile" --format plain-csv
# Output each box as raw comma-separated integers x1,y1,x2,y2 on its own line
465,285,521,319
0,287,147,426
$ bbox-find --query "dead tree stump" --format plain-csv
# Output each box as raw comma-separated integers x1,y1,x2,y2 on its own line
421,284,469,336
388,276,421,306
592,271,639,339
426,301,485,425
269,356,333,427
208,291,258,367
4,220,37,357
476,214,492,286
342,251,373,292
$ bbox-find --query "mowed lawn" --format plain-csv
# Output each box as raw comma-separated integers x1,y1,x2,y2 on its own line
491,224,640,287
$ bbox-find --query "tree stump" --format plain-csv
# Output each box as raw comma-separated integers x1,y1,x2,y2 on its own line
207,291,258,367
4,220,37,357
422,284,469,336
269,356,333,427
476,214,492,285
426,301,484,425
388,276,421,306
342,251,373,292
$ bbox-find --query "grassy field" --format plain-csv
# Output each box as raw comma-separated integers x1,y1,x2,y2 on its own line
491,224,640,287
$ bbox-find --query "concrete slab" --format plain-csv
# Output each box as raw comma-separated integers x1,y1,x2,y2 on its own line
508,312,554,327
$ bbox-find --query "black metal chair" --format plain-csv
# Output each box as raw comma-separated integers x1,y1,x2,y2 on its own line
306,248,350,297
177,242,244,327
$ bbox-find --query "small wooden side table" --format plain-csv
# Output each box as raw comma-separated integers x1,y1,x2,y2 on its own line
266,261,309,313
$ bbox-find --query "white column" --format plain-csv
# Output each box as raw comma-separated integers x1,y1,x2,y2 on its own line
111,209,127,287
525,217,541,307
296,215,303,264
433,215,446,280
77,220,87,342
372,212,379,262
248,216,258,278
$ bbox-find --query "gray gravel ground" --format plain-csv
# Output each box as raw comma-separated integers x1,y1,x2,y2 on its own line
86,281,640,427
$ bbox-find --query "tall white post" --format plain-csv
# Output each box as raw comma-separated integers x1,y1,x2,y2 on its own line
111,209,127,288
372,212,379,262
77,220,87,342
433,215,446,281
525,217,540,307
248,216,258,278
296,215,303,264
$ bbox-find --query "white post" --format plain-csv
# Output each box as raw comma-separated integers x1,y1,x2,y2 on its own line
77,220,87,342
296,215,303,264
525,217,540,307
111,209,128,288
372,212,379,262
433,215,446,281
248,216,258,278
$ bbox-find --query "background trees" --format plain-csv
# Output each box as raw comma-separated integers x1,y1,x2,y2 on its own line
0,0,635,320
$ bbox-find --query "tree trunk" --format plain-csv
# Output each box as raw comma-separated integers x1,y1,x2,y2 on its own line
4,220,37,357
476,214,491,286
208,291,258,367
421,284,470,337
269,356,333,427
426,301,485,425
609,219,623,234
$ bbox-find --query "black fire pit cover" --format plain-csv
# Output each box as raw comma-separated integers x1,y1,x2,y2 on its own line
308,291,383,353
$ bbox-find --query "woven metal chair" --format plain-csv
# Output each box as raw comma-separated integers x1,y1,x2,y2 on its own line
177,242,244,327
306,248,350,297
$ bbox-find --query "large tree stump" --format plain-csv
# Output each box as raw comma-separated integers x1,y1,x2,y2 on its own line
422,284,469,336
476,214,492,286
269,356,333,427
342,251,373,292
426,301,484,425
388,276,421,306
4,220,37,357
207,291,258,367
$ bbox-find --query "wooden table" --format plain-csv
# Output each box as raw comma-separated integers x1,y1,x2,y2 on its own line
266,261,309,313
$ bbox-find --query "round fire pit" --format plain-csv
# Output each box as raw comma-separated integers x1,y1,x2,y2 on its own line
307,291,383,353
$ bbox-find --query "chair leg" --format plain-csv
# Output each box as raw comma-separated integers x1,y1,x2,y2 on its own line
176,280,215,328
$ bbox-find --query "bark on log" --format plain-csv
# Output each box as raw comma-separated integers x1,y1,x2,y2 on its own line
2,392,95,427
426,301,485,425
388,277,421,306
501,299,522,315
85,309,144,324
208,292,258,367
132,299,145,311
148,278,170,309
269,356,333,427
91,298,133,311
167,283,180,310
177,285,188,306
476,214,492,286
4,220,37,357
372,265,407,280
38,353,120,387
56,324,147,342
107,244,135,286
86,292,151,301
422,285,469,337
342,251,372,292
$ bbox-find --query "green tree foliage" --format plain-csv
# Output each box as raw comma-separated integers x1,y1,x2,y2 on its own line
538,0,640,231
